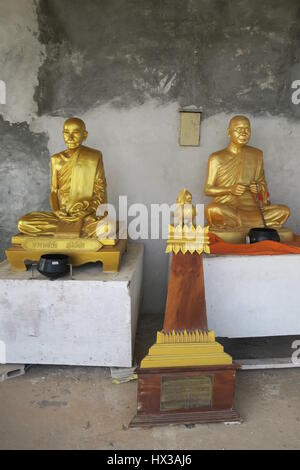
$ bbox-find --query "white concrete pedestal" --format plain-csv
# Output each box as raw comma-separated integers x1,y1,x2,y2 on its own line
203,254,300,338
0,244,143,367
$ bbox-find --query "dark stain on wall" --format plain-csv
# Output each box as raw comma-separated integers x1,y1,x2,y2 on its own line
0,117,50,258
35,0,300,118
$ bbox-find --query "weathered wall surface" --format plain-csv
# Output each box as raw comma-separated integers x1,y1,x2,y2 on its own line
0,1,49,257
35,0,300,118
1,0,300,313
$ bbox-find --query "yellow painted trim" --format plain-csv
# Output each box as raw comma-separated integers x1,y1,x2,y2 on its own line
166,225,210,255
140,329,232,368
156,330,215,344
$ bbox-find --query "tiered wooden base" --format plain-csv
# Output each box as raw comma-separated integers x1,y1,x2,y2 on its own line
130,364,240,427
5,235,127,272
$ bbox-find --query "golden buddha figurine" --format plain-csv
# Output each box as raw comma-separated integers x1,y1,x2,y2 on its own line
166,189,210,255
204,115,292,242
174,188,196,226
6,117,127,272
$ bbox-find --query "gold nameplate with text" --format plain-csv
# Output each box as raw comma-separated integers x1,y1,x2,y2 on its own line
12,234,118,249
22,237,103,252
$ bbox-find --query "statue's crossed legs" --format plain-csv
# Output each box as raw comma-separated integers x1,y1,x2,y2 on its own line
205,203,290,229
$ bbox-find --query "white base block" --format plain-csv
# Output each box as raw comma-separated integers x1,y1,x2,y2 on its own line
203,254,300,338
0,244,143,367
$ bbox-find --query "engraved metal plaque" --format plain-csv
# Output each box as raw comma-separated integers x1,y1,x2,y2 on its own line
160,375,213,411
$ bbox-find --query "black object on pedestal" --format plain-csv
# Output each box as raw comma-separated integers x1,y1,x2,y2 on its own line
248,227,280,243
38,253,69,279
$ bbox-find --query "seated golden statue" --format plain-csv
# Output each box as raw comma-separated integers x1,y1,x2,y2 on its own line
18,117,107,238
204,115,291,242
6,117,127,272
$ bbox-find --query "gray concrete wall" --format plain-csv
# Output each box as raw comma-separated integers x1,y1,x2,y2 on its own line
1,0,300,313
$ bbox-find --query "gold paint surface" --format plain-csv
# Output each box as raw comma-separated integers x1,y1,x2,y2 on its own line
55,220,83,238
166,189,210,254
157,330,215,344
140,329,232,368
22,237,102,252
16,117,108,239
7,118,124,269
204,115,291,231
160,375,212,411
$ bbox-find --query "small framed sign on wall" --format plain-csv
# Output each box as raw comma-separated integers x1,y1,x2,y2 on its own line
179,110,201,146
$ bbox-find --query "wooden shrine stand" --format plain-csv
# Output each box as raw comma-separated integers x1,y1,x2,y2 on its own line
130,252,240,427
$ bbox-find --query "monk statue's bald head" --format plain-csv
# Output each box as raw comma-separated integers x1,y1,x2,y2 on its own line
64,117,86,130
63,117,88,150
227,115,251,147
229,115,250,128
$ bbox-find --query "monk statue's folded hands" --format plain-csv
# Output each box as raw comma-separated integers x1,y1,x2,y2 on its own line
249,182,260,195
67,200,89,214
230,184,247,196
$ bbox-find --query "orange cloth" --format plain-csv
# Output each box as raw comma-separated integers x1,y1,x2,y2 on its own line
209,233,300,256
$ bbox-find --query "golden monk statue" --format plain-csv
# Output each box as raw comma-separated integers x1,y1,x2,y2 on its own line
6,117,127,272
204,115,291,241
18,117,107,238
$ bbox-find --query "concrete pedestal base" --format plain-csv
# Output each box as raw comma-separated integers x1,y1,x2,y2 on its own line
0,244,143,367
203,253,300,338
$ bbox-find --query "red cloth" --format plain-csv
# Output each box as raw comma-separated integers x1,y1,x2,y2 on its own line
209,233,300,256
